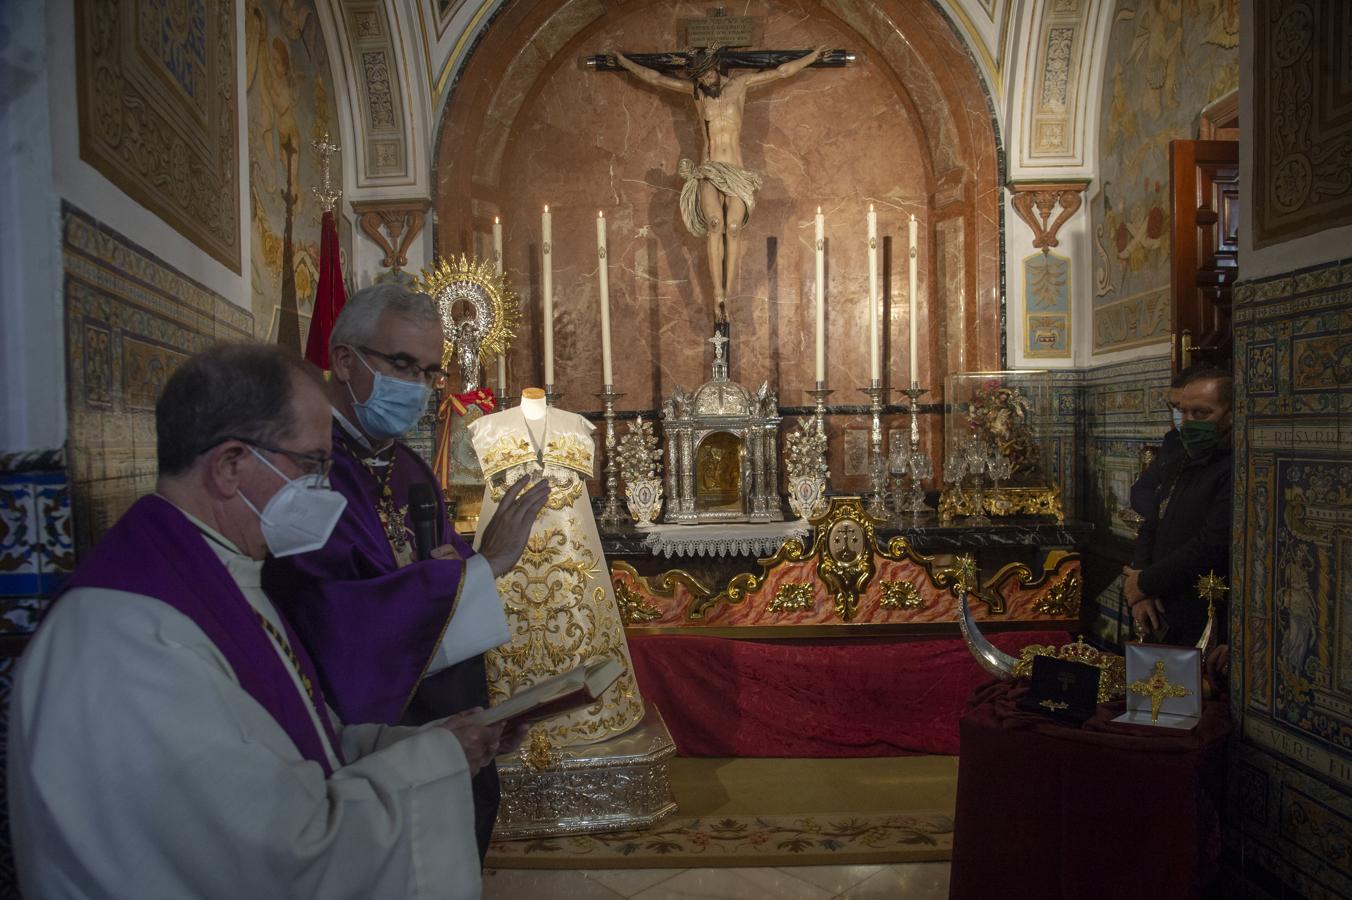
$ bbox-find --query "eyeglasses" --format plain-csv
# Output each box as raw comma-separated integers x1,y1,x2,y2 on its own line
206,436,333,480
357,345,449,390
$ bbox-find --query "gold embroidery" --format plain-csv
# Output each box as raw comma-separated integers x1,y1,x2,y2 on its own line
542,435,593,475
480,436,534,478
489,468,585,511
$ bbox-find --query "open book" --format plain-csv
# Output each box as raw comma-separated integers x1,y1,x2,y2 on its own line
464,658,623,730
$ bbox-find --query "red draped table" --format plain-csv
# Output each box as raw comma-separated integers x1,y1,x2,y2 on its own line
626,631,1069,757
948,680,1232,900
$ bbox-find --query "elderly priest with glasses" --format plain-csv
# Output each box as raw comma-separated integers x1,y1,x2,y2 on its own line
262,284,551,862
8,343,526,898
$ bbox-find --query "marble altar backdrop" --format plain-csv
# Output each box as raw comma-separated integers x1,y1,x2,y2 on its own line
435,0,1002,434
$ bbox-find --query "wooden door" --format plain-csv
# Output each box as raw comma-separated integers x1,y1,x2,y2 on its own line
1170,139,1240,372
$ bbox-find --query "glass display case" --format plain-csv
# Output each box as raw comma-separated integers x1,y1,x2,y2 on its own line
939,370,1063,523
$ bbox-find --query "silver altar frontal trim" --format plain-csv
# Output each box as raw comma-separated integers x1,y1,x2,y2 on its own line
492,706,678,839
661,331,784,524
642,520,811,558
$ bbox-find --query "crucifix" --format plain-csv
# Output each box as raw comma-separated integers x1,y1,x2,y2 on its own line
311,133,342,213
591,13,851,323
1129,659,1193,724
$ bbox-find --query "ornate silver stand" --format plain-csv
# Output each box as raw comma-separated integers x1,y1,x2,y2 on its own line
893,385,933,516
806,383,833,439
496,393,518,410
596,386,628,527
493,706,678,839
861,380,888,519
544,384,559,406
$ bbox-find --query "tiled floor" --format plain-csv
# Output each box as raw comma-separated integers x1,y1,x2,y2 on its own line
482,862,951,898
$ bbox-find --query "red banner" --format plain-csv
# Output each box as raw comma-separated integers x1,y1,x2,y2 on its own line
304,210,347,370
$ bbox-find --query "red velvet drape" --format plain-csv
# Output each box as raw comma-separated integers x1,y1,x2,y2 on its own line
627,631,1068,757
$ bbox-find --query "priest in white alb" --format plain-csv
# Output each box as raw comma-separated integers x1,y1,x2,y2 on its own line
7,343,527,898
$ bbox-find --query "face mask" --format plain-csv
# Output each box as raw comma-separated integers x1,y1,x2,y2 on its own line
240,450,348,557
1171,408,1184,430
347,351,431,440
1179,419,1219,459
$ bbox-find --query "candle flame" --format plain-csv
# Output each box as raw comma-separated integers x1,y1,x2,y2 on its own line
870,203,875,212
910,213,916,221
598,210,603,218
544,205,549,213
817,206,822,214
494,216,500,224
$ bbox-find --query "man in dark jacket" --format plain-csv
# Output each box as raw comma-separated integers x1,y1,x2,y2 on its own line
1124,368,1233,645
1127,363,1207,568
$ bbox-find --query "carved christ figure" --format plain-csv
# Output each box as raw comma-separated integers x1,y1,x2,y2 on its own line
612,45,831,320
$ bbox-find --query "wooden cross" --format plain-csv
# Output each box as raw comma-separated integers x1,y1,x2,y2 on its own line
587,10,851,74
1129,659,1192,724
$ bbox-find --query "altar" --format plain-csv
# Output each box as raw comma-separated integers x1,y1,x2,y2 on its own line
604,505,1090,637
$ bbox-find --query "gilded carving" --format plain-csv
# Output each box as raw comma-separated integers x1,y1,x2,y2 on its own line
77,0,240,271
1033,571,1082,617
879,580,924,610
613,579,663,624
767,583,815,613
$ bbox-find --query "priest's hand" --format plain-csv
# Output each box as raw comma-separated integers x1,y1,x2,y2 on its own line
441,708,506,775
479,477,552,578
498,721,531,758
1131,596,1166,635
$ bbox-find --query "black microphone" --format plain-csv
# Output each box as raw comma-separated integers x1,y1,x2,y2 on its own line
409,483,440,561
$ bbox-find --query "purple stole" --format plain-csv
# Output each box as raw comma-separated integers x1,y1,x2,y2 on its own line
59,495,339,776
262,422,475,725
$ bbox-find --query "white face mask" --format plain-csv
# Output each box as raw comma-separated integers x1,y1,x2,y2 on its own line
239,449,348,557
1171,407,1185,430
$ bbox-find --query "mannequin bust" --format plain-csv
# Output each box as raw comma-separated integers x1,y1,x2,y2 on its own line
520,387,547,420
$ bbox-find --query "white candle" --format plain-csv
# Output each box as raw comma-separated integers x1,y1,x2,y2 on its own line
908,213,919,387
492,216,504,275
493,216,506,391
597,211,613,387
814,207,825,384
542,205,554,387
867,204,879,382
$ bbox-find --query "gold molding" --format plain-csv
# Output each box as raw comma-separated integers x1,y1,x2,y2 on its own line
938,486,1065,523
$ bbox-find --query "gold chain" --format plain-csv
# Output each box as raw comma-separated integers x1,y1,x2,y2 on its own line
256,612,315,701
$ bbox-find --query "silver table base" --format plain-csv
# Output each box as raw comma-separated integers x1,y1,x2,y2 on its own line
492,705,678,839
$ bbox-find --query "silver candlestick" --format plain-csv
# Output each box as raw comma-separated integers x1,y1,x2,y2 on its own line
543,384,559,406
596,386,628,527
893,385,933,516
861,380,888,519
805,383,833,439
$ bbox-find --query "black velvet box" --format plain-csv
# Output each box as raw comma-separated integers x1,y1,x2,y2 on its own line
1015,656,1101,724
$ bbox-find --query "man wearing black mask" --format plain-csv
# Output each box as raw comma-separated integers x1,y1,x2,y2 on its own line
1123,368,1233,645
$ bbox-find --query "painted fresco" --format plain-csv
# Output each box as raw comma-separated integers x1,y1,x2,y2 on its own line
246,0,350,347
1090,0,1238,352
1231,260,1352,898
1024,253,1070,358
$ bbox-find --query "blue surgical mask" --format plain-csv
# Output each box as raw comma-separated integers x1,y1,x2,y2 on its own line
347,350,431,440
1171,408,1184,430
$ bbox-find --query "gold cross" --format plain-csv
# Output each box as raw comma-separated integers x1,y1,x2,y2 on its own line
1129,659,1192,724
1196,570,1228,610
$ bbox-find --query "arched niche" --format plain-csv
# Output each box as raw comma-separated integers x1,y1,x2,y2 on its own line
434,0,1002,412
